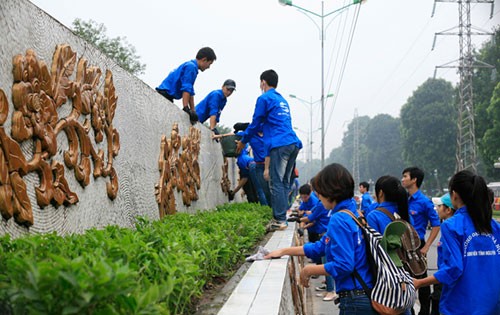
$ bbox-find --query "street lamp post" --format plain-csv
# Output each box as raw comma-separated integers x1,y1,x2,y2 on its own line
289,93,333,169
279,0,363,168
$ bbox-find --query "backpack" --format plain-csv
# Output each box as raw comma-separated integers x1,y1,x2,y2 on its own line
376,208,428,277
340,210,416,315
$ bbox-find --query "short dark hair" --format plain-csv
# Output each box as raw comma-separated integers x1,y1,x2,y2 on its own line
313,163,354,203
260,69,278,88
402,166,425,188
196,47,217,62
299,184,312,195
359,181,370,190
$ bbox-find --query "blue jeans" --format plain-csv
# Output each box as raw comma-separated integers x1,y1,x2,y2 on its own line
269,144,300,221
339,294,378,315
255,163,271,207
248,162,268,206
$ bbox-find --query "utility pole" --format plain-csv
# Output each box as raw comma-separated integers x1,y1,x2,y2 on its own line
352,109,360,187
432,0,495,172
279,0,363,168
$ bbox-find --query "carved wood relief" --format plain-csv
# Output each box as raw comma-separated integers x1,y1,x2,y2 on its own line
0,44,120,227
155,124,201,218
220,157,231,195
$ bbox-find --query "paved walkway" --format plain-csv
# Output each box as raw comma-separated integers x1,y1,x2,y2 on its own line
306,229,439,314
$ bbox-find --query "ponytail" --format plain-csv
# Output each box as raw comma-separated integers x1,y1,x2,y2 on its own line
375,175,410,222
449,171,492,234
396,185,410,222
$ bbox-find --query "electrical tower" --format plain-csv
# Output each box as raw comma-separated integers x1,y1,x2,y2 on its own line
432,0,495,173
352,109,360,186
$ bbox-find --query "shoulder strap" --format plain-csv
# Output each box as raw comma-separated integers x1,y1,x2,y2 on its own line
376,207,395,221
339,209,365,227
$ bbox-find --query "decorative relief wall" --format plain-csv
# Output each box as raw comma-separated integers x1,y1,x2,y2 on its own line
0,44,120,227
220,157,231,195
155,123,202,217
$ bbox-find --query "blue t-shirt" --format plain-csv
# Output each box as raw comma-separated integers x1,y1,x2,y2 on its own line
248,124,267,163
303,198,374,292
434,206,500,315
305,202,329,234
366,202,414,234
366,202,399,234
240,88,302,152
361,192,374,212
299,193,319,211
365,202,379,217
408,190,440,240
236,143,254,177
195,89,227,124
157,59,198,99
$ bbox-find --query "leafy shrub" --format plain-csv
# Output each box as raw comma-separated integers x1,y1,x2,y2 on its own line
0,203,272,314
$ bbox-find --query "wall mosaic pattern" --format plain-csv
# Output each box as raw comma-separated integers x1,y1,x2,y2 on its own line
0,44,120,227
156,123,202,217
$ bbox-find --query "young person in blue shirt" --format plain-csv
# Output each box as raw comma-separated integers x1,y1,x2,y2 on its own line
195,79,236,135
429,193,455,315
359,181,374,215
265,163,377,314
236,69,302,231
414,170,500,315
227,137,267,205
247,123,271,207
366,175,411,234
402,166,440,315
156,47,216,124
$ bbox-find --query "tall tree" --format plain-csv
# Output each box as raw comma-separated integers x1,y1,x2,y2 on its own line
473,27,500,179
400,78,456,192
480,82,500,179
365,114,404,181
72,18,146,76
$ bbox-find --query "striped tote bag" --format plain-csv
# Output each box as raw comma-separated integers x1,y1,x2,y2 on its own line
340,210,416,315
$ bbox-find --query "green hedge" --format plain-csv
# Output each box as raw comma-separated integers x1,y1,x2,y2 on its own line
0,203,272,315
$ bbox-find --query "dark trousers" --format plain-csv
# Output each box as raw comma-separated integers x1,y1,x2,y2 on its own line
412,239,430,315
430,283,442,315
156,88,174,102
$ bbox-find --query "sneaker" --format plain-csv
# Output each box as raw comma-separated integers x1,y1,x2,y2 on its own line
323,291,338,302
269,221,288,231
315,284,327,291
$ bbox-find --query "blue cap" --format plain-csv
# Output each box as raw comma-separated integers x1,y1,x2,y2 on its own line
432,193,454,210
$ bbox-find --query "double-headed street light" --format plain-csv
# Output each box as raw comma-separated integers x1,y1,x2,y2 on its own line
289,93,333,170
279,0,363,168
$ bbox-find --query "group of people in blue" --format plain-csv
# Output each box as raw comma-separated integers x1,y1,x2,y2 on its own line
156,47,499,315
265,164,500,315
156,47,302,232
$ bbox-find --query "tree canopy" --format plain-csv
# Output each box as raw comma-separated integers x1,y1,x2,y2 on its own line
400,78,456,191
72,18,146,76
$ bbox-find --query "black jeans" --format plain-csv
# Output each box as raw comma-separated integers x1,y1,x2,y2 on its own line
156,88,174,102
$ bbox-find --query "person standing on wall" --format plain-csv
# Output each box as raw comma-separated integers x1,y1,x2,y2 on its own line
401,166,440,315
236,69,302,231
195,79,236,135
156,47,216,124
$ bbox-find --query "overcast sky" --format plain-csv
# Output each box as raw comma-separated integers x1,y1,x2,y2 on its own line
30,0,499,162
